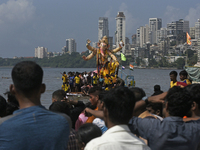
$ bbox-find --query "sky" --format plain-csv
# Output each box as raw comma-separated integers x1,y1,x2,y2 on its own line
0,0,200,58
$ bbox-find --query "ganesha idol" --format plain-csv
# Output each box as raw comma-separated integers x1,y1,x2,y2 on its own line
82,36,124,77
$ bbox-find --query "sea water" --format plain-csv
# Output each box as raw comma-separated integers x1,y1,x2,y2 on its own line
0,67,181,108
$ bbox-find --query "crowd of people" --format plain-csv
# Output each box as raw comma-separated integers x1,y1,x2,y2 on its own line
0,61,200,150
61,70,125,94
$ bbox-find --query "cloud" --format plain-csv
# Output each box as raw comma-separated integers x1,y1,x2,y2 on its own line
185,4,200,27
0,0,35,25
163,5,183,26
119,3,138,36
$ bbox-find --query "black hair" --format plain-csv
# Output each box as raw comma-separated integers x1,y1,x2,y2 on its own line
52,90,66,101
169,71,177,77
154,85,161,91
0,95,7,117
102,86,136,124
49,101,70,116
165,86,193,117
179,70,188,76
88,86,102,95
99,91,108,101
129,87,146,101
11,61,43,97
152,85,163,96
146,103,163,117
4,91,19,107
77,123,102,145
184,84,200,109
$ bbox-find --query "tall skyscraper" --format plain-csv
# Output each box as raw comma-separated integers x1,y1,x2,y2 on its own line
195,19,200,39
149,18,162,44
35,46,48,58
115,12,125,53
66,38,76,54
139,25,149,48
167,19,189,39
190,27,195,39
157,28,167,43
98,17,109,41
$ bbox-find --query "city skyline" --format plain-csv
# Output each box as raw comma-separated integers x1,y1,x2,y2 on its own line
0,0,200,58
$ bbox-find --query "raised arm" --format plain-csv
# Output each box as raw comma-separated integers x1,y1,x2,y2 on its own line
86,39,97,52
133,92,167,114
84,108,104,119
82,51,96,61
110,42,124,53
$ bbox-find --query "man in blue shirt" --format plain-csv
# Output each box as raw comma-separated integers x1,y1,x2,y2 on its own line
0,61,71,150
129,86,200,150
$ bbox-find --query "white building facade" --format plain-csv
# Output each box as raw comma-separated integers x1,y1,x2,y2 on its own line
149,18,162,44
195,19,200,39
66,38,76,54
35,46,48,58
98,17,109,41
115,12,126,53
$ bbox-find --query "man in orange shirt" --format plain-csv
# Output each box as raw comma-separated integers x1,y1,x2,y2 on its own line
85,86,102,123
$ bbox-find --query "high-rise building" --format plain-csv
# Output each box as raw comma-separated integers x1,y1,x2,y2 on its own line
136,28,140,47
190,27,195,39
98,17,109,41
66,38,76,54
149,18,162,44
115,12,126,53
157,28,167,43
139,25,149,48
132,34,136,45
108,37,113,50
195,19,200,39
35,46,48,58
167,19,189,39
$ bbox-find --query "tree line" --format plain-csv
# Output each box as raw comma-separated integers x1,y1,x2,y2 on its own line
0,49,197,69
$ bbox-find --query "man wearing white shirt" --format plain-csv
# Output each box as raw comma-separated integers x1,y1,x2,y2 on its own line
85,87,150,150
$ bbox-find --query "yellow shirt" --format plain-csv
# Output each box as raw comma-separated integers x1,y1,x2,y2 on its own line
62,84,70,92
170,81,177,88
75,76,81,84
182,79,191,85
62,74,68,83
93,76,98,84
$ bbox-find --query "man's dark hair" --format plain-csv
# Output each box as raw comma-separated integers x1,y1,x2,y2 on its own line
88,86,102,96
147,103,163,117
4,91,19,107
152,85,163,96
77,123,102,146
154,85,161,91
102,86,136,124
165,86,193,117
169,71,177,77
11,61,43,97
184,84,200,109
52,90,66,101
0,95,7,117
179,70,188,77
49,101,70,116
129,87,146,101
